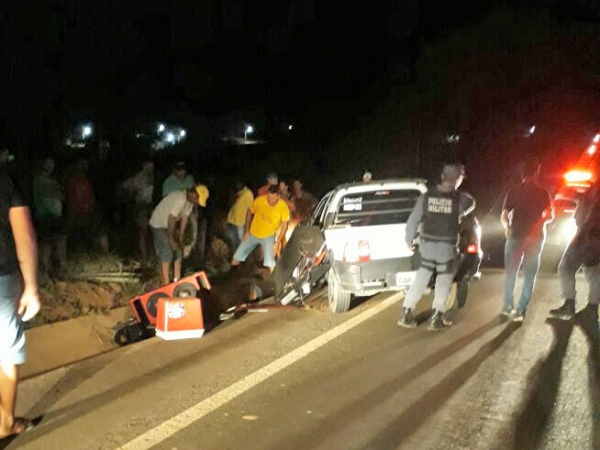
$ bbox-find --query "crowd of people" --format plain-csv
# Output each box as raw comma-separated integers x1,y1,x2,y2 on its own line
27,150,158,281
226,173,318,274
31,154,110,280
0,139,321,285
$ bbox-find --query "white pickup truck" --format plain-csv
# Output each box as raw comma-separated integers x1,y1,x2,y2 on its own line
273,179,426,312
321,179,426,312
273,178,483,313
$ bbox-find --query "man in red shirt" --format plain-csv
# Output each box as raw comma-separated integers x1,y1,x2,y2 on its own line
66,158,109,253
67,159,96,219
257,173,278,197
290,179,318,223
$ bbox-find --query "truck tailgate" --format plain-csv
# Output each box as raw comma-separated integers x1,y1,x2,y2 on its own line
324,223,413,261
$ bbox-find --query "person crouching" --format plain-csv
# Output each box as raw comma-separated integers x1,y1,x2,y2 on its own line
231,185,290,273
149,185,209,285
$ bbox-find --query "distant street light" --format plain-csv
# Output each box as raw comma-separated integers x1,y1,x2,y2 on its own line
288,124,293,131
166,133,175,143
244,125,254,144
180,129,187,138
82,125,93,139
446,134,460,144
529,125,536,134
158,123,166,133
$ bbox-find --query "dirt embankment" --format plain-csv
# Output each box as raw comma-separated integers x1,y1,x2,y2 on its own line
32,254,152,328
32,236,247,328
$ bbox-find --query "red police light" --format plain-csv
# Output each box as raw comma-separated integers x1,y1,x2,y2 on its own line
565,170,593,185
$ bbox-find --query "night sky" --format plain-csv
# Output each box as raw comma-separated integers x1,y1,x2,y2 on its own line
0,1,418,143
1,0,600,188
0,2,487,136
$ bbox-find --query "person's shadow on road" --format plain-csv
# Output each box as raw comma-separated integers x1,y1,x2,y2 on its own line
268,317,519,450
576,310,600,450
512,317,574,450
361,321,521,450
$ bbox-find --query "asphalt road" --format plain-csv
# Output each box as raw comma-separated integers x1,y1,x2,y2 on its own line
7,269,600,450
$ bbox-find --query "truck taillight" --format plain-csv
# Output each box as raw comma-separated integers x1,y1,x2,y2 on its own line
466,244,479,254
343,240,371,263
358,240,371,262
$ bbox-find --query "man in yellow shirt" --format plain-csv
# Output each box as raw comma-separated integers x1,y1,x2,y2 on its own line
231,185,290,271
226,181,254,251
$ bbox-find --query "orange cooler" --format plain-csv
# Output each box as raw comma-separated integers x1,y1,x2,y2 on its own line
155,298,205,340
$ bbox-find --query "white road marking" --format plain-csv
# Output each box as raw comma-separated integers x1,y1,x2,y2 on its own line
115,293,402,450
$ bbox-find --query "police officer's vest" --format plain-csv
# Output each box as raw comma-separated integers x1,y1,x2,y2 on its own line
420,188,461,245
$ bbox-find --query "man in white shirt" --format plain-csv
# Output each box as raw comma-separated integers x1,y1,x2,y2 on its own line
149,185,209,285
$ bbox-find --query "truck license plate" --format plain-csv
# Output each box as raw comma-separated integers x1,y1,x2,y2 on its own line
396,272,415,286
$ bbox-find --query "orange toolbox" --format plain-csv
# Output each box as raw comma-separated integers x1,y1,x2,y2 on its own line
155,297,205,340
114,271,211,345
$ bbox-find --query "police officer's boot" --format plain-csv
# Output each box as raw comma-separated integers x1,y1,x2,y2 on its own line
549,299,576,320
428,310,452,331
397,307,417,328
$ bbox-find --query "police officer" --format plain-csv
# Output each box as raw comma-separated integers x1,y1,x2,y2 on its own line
398,162,475,331
549,181,600,321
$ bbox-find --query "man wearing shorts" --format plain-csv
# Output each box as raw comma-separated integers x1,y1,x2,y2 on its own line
0,172,41,438
231,185,290,272
149,185,209,285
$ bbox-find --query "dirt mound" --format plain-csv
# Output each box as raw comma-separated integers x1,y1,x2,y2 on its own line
30,252,158,328
33,279,132,327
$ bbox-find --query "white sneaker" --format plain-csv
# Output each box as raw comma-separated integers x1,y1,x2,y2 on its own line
512,310,526,322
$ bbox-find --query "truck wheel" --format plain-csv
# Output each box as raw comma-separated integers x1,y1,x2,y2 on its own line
444,282,458,311
328,271,352,313
456,280,469,309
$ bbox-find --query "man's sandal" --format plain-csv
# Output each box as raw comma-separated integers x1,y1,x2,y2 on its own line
0,417,35,439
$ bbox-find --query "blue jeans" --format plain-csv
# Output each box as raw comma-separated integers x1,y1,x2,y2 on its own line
233,233,276,268
0,272,26,365
504,238,545,312
225,224,245,252
558,238,600,304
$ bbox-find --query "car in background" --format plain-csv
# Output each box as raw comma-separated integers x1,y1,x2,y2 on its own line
546,132,600,258
272,179,483,313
